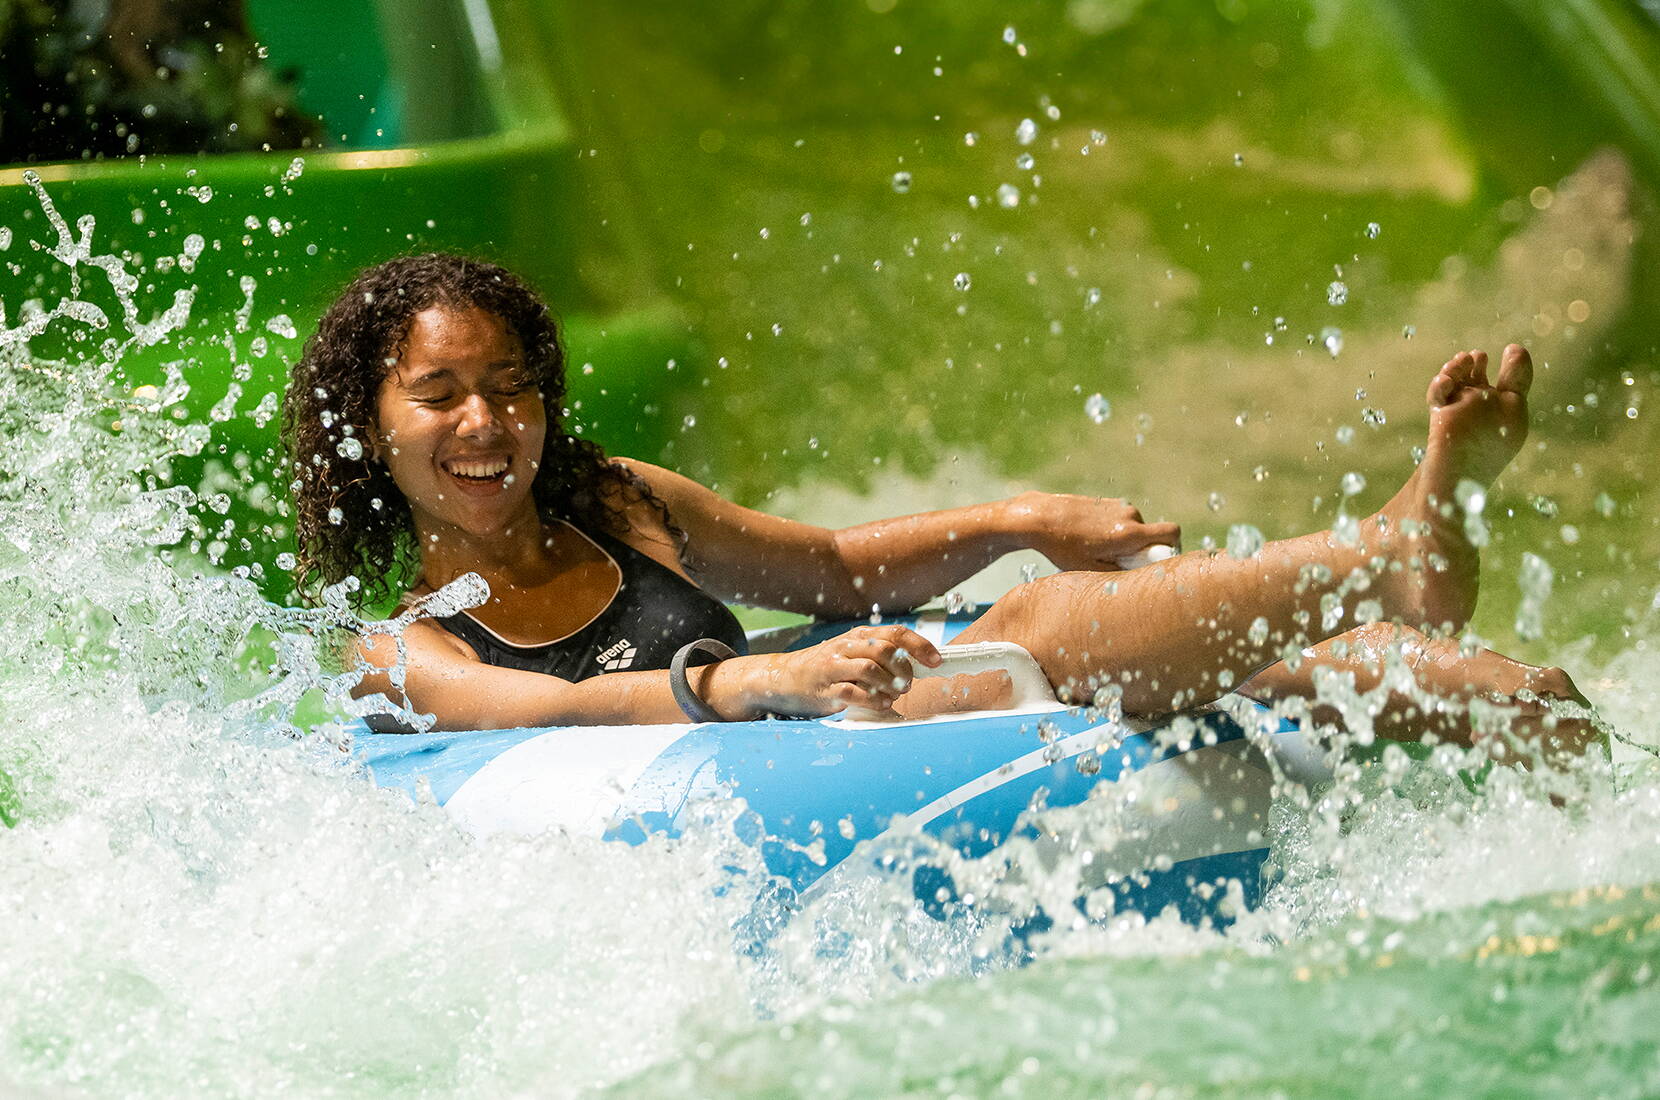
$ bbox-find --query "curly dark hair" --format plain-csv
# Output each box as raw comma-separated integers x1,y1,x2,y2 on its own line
282,252,672,609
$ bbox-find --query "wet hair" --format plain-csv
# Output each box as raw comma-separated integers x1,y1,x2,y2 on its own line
282,252,673,609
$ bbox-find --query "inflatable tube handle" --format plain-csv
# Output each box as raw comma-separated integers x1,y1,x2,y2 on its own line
841,641,1058,722
1114,543,1177,570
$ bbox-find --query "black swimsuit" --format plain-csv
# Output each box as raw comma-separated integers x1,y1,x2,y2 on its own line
431,525,748,681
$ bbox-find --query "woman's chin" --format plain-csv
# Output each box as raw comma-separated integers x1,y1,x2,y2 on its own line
417,501,538,546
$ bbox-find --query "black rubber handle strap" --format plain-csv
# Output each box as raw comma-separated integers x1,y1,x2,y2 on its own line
670,638,739,724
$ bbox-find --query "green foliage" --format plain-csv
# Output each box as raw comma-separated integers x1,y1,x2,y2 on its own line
0,0,322,163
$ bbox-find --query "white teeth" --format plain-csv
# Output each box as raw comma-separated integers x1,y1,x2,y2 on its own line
446,459,509,479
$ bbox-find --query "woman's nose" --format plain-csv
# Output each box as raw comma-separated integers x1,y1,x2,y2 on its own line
455,393,502,439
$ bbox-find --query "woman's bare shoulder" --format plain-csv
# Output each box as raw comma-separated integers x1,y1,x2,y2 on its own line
356,597,479,666
599,458,686,552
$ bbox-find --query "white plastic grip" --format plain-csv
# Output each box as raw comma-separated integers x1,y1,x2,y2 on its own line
839,641,1058,722
1113,543,1178,570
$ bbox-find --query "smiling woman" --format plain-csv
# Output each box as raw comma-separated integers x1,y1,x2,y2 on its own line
283,253,675,611
283,252,1595,766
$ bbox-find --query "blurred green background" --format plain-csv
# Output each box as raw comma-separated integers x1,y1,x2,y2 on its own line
2,0,1656,659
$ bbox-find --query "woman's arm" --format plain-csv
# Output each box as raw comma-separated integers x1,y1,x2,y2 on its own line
624,462,1179,617
351,618,941,732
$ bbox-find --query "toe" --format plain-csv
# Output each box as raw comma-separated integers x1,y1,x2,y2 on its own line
1496,343,1534,396
1447,351,1478,389
1427,360,1460,406
1470,349,1490,387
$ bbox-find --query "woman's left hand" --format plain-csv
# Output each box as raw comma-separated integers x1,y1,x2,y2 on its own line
1001,490,1181,573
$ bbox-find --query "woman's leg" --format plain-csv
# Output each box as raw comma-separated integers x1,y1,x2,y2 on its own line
1237,623,1600,765
955,346,1534,717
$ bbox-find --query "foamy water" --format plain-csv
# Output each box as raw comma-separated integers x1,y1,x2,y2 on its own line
2,177,1659,1099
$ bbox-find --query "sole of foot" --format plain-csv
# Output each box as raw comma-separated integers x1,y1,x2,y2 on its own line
1377,345,1533,634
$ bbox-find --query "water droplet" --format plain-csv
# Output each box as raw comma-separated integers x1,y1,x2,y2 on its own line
1016,152,1035,171
265,314,297,339
891,171,912,193
1207,491,1225,512
1015,118,1038,146
275,551,297,571
1559,524,1581,545
1340,471,1366,496
336,437,364,460
682,415,697,430
1002,25,1018,43
1595,491,1616,517
1402,324,1417,339
1530,495,1559,518
1226,524,1264,558
996,183,1020,208
964,131,979,147
1365,221,1382,239
758,226,769,240
1515,552,1553,640
1335,425,1355,445
1251,465,1268,482
953,271,972,291
327,507,344,525
1090,129,1107,146
1084,393,1111,423
1326,281,1348,306
1320,326,1344,358
1361,407,1386,426
1233,152,1244,166
179,233,206,273
1455,479,1489,547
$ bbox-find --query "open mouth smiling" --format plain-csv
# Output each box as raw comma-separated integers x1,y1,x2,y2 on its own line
442,456,511,486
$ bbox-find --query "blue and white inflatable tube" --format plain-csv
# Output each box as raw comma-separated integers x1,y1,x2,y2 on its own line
357,613,1331,928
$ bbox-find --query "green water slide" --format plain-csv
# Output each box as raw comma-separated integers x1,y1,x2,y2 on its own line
0,0,690,596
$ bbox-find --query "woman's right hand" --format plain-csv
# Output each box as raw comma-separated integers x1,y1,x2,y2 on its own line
736,625,943,718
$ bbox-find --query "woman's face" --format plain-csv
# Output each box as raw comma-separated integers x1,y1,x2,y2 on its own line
372,305,547,541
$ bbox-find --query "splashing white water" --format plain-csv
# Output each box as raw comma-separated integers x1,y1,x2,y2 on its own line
1,172,1658,1100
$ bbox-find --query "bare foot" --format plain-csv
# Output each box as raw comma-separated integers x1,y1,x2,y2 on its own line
1373,345,1532,633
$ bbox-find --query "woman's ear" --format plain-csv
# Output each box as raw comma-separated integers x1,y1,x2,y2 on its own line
366,421,388,464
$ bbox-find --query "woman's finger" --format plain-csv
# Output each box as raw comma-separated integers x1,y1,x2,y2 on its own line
863,641,915,688
1109,521,1182,554
830,682,899,712
842,656,894,692
877,625,941,668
